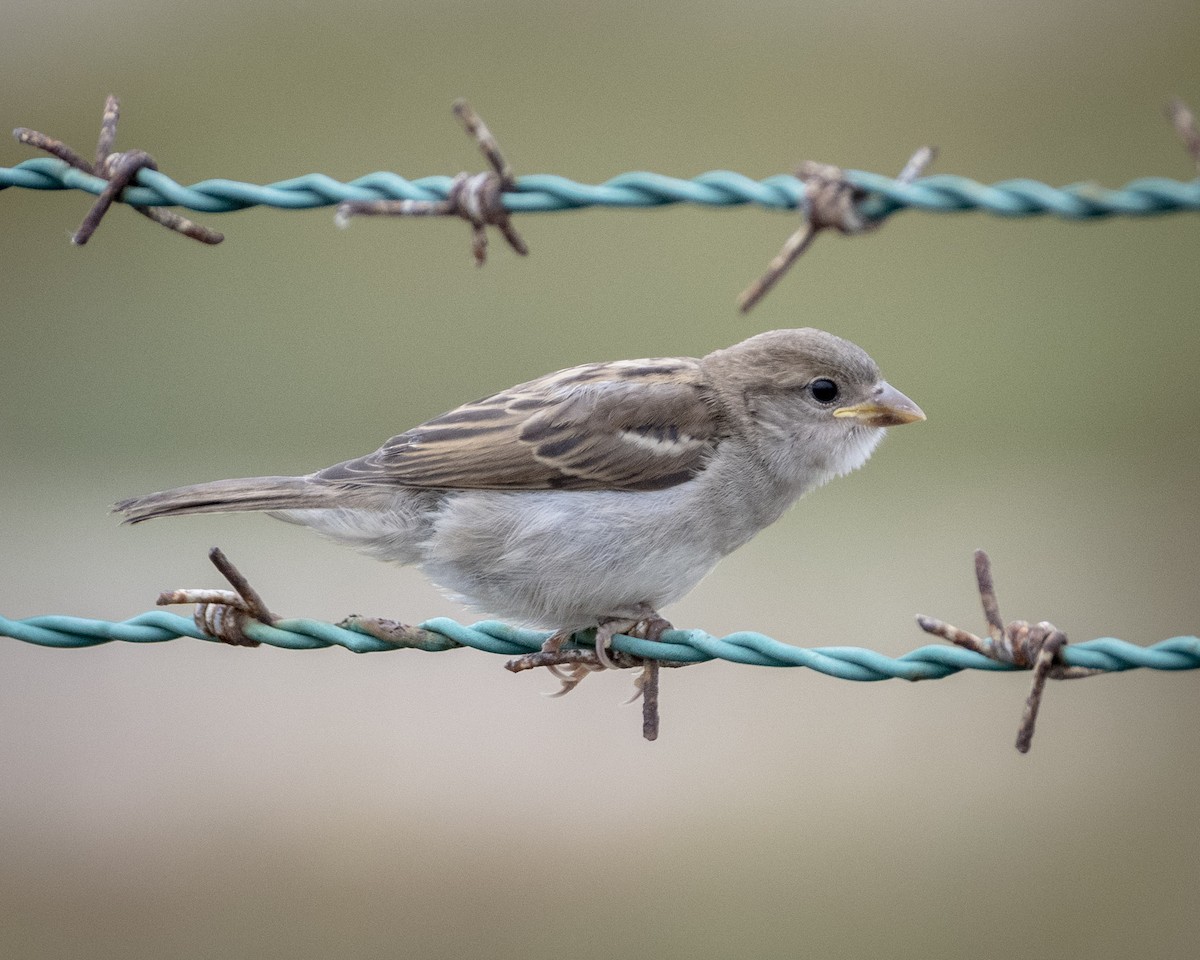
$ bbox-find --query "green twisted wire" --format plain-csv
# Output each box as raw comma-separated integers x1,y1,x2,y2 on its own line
2,157,1198,221
2,611,1197,682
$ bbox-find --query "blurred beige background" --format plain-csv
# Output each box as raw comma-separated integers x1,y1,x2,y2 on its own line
2,1,1199,957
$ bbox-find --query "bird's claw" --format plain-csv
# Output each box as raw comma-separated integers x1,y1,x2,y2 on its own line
622,662,660,704
543,661,600,698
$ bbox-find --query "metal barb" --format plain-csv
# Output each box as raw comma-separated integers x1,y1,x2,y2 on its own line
1168,98,1200,172
13,127,93,171
12,94,222,245
738,145,936,313
640,661,661,741
74,150,159,246
207,547,276,624
96,95,119,171
453,98,514,185
335,99,528,264
156,546,276,646
916,549,1101,753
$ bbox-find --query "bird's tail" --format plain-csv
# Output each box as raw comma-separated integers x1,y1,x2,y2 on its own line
114,476,338,523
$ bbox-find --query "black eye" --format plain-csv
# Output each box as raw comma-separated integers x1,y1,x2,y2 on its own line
809,378,839,403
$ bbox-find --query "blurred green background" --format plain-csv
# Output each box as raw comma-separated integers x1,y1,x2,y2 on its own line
2,1,1199,957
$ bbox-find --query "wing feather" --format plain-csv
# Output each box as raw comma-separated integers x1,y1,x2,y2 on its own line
315,357,724,491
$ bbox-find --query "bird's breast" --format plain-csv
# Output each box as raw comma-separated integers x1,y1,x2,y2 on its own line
419,483,743,628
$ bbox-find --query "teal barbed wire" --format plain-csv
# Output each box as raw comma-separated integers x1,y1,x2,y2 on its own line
3,156,1199,221
2,611,1198,681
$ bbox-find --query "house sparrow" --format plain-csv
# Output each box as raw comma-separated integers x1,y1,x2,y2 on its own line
115,328,923,677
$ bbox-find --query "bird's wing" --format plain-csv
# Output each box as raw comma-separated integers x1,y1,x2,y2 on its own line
315,357,724,491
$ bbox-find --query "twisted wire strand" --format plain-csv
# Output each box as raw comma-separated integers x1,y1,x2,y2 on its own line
2,612,1197,682
3,157,1198,220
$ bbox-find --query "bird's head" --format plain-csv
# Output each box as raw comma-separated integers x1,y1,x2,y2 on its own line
702,327,925,487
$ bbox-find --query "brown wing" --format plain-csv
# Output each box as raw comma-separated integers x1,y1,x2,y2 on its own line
315,357,724,491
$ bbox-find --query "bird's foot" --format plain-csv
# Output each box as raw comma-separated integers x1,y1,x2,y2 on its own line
503,609,675,741
593,606,673,670
156,547,275,646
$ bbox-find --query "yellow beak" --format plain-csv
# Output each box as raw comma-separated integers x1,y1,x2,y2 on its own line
832,382,925,427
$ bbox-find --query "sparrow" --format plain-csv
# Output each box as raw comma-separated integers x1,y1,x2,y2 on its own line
115,328,923,681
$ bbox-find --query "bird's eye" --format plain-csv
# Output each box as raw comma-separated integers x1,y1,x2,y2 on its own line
808,378,839,403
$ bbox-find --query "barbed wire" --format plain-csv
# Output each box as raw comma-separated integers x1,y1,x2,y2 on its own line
4,155,1198,221
6,94,1199,309
6,548,1193,750
2,609,1197,677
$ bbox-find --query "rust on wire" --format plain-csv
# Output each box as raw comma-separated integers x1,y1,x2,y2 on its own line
336,99,529,265
916,549,1102,754
738,146,936,313
1169,98,1200,171
12,95,223,246
157,547,275,647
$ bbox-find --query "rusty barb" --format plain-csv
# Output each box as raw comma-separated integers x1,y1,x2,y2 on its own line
916,550,1103,754
12,95,223,246
335,99,529,266
738,146,936,313
157,547,274,647
1169,97,1200,172
739,97,1200,313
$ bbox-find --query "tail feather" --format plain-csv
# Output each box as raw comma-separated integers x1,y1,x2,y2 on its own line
114,476,336,523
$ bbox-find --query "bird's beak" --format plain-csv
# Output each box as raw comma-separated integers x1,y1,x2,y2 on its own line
833,382,926,427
